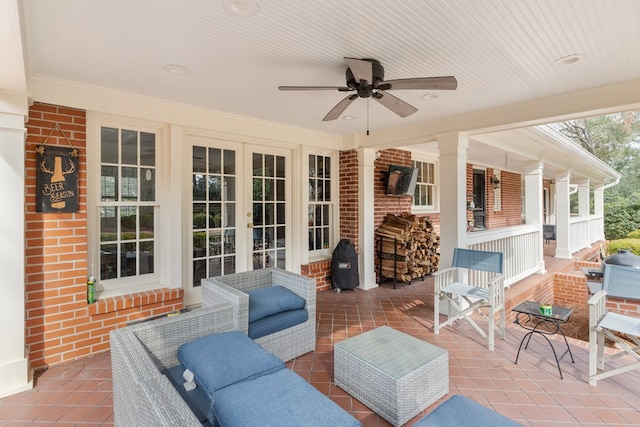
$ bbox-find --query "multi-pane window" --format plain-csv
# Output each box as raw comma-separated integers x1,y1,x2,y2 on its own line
192,147,237,286
412,160,436,208
99,127,156,281
308,154,331,252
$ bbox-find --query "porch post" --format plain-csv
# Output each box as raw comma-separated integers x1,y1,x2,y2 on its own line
524,161,545,273
0,0,33,398
577,178,590,217
555,171,572,258
593,181,605,241
437,132,468,268
358,148,378,290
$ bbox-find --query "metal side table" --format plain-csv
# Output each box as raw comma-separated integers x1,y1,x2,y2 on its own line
512,301,575,379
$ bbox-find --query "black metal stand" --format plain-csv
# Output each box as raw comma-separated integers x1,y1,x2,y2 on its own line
513,310,575,379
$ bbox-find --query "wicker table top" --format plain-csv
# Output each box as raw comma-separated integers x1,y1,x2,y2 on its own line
334,326,447,379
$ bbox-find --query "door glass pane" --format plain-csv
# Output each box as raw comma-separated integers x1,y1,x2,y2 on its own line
250,151,286,271
192,145,237,283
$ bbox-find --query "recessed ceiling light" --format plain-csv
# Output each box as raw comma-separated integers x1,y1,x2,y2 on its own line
421,93,438,100
554,54,584,66
223,0,259,17
343,116,356,120
162,64,190,75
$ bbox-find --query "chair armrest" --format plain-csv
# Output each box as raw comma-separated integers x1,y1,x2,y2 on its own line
128,305,235,369
201,277,249,334
588,289,608,329
433,267,457,292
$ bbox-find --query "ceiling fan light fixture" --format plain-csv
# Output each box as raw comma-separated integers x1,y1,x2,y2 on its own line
421,93,438,100
554,54,584,66
223,0,259,17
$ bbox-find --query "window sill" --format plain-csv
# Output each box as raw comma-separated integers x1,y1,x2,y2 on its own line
88,287,183,316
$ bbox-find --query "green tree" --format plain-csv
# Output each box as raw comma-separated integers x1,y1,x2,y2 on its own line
555,112,640,239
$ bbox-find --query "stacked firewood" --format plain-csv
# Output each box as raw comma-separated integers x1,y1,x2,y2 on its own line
375,213,440,282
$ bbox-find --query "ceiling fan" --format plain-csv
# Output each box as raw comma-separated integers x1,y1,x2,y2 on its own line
278,57,457,121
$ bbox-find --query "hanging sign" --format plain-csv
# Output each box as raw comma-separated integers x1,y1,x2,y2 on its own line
35,124,80,212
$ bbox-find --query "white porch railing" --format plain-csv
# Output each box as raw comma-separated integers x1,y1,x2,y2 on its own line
467,224,542,287
570,214,604,254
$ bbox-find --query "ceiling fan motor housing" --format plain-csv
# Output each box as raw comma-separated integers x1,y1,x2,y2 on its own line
346,59,384,98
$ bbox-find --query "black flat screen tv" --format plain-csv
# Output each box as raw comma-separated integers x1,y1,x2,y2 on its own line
385,165,419,196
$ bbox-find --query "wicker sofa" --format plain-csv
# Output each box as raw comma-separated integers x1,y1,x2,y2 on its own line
110,304,359,427
110,305,236,426
201,267,316,361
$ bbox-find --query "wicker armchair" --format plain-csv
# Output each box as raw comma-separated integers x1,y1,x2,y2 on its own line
201,267,316,361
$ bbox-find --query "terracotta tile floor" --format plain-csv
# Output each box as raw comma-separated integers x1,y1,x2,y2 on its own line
2,271,640,426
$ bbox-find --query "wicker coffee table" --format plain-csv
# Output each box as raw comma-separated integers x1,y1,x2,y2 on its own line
334,326,448,426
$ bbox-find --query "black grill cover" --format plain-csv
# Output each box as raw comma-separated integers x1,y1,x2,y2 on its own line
603,249,640,269
331,239,359,290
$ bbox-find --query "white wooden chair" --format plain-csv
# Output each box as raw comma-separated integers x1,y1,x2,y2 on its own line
433,248,505,351
588,264,640,386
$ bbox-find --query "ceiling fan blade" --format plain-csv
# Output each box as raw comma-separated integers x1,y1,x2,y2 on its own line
378,76,458,91
373,91,418,118
279,85,350,91
323,94,358,121
344,57,373,85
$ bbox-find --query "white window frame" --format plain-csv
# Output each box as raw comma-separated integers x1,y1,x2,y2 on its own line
87,114,168,297
411,156,438,213
305,148,338,261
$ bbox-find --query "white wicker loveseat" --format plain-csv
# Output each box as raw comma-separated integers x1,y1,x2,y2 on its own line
201,267,316,361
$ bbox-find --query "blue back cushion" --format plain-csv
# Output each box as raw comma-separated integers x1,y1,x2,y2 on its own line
177,331,284,399
212,368,362,427
248,309,308,339
248,285,305,323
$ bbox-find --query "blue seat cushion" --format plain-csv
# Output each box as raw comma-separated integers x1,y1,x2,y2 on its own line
248,309,308,339
162,364,214,425
414,395,523,427
212,368,361,427
177,331,284,399
247,285,305,323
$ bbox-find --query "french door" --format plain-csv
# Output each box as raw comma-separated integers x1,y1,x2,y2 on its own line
186,139,290,305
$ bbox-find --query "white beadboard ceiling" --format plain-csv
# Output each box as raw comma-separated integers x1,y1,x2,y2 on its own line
21,0,640,140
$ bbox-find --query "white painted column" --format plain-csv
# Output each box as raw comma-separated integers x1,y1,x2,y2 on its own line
593,181,605,241
0,0,33,398
555,171,572,258
524,161,545,272
0,102,32,398
437,132,468,268
358,148,378,290
577,178,590,217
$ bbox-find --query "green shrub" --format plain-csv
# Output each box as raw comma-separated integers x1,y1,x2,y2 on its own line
606,239,640,256
626,230,640,239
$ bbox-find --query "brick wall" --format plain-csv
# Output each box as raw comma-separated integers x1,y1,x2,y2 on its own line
301,259,332,292
339,150,359,250
553,259,640,317
25,102,183,369
373,149,413,228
